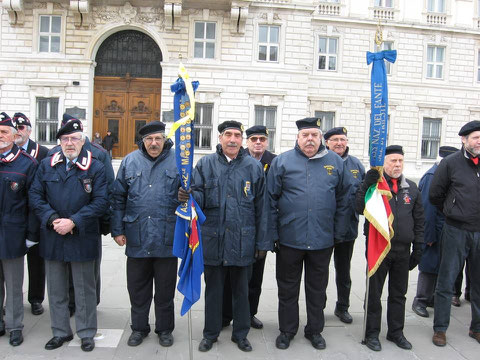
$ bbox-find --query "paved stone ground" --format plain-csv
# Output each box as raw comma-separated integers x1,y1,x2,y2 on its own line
0,226,477,360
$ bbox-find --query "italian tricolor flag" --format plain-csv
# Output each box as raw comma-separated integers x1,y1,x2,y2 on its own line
364,174,394,277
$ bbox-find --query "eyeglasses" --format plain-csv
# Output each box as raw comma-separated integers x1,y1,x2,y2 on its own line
143,136,164,143
328,138,347,143
17,125,26,130
60,136,82,144
249,136,267,143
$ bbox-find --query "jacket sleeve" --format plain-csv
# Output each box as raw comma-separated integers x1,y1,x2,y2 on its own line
26,160,39,242
69,164,109,235
429,159,450,213
100,150,115,198
355,180,368,215
191,162,206,209
266,157,282,242
334,161,354,241
28,162,58,230
111,160,128,237
412,183,425,249
254,167,270,251
419,173,439,245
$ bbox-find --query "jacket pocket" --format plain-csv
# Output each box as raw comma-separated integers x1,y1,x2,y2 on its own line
125,170,142,200
279,212,296,227
123,213,141,247
204,178,219,209
201,226,219,261
240,226,255,258
165,169,179,195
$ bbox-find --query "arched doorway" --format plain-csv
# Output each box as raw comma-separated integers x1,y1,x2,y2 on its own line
93,30,162,158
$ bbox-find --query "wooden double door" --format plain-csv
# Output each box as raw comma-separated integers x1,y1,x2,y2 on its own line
93,76,162,158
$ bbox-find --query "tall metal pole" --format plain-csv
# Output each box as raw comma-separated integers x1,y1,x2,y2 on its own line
361,265,370,344
188,310,193,360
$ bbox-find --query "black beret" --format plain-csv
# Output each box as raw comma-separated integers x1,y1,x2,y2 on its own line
296,117,321,130
218,120,244,134
458,121,480,136
385,145,404,156
61,113,80,127
56,118,83,139
246,125,268,138
0,112,15,128
324,127,347,140
439,146,458,158
13,112,31,127
138,121,166,137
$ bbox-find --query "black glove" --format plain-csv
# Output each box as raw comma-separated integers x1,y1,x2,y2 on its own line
364,169,381,187
273,241,280,253
178,187,191,203
409,248,422,270
47,213,60,230
255,250,267,260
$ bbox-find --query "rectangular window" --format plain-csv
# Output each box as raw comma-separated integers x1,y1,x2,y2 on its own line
427,46,444,79
254,105,276,151
422,117,442,159
258,25,279,62
375,0,393,7
318,37,338,71
428,0,445,13
194,103,213,150
36,97,59,145
194,22,216,59
314,111,335,132
39,15,61,53
375,41,394,75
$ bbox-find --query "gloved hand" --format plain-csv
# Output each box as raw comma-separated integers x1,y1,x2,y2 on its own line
47,213,60,230
178,187,191,203
273,241,280,253
364,168,381,187
409,247,422,270
255,250,267,260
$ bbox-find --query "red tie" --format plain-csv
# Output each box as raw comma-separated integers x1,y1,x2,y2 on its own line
472,157,479,165
391,178,398,194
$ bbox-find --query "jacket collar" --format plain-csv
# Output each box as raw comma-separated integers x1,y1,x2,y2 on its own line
50,146,92,171
0,144,21,163
25,139,40,159
215,143,246,163
384,173,409,189
294,142,328,160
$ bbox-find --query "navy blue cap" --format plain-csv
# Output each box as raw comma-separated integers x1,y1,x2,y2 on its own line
138,121,166,137
56,118,83,139
246,125,268,138
218,120,244,134
324,127,347,140
385,145,404,156
61,113,80,127
0,112,15,128
458,121,480,136
296,117,321,130
439,146,458,158
13,112,31,127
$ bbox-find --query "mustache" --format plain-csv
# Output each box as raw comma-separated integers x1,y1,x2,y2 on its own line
227,142,238,147
305,141,316,146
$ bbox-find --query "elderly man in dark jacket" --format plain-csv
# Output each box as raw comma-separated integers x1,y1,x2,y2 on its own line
29,119,108,352
324,126,365,324
180,120,267,353
112,121,180,348
355,145,424,352
0,112,38,346
268,118,352,350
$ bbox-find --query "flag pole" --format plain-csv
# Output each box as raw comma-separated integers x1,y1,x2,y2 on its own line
188,309,193,360
361,265,370,344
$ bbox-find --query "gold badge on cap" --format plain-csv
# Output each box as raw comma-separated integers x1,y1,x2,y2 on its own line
343,127,347,133
241,124,245,132
266,129,269,135
317,119,321,127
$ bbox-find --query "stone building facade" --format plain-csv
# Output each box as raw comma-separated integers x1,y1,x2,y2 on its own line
1,0,480,176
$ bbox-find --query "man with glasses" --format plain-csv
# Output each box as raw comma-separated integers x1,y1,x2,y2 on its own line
29,118,108,352
222,125,276,330
112,121,180,348
0,112,38,347
12,112,49,317
324,127,365,324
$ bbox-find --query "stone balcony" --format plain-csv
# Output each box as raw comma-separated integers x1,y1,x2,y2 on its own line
317,1,340,16
426,12,447,25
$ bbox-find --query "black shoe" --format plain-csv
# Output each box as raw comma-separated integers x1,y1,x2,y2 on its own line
127,331,147,346
334,309,353,324
31,302,44,315
275,332,294,350
466,293,471,302
198,338,216,352
158,331,173,347
451,296,461,307
222,319,231,328
305,333,326,350
45,335,74,350
386,334,412,350
9,330,23,346
250,316,263,329
69,306,75,317
412,303,429,318
0,328,5,336
231,337,252,352
365,337,381,351
81,337,95,352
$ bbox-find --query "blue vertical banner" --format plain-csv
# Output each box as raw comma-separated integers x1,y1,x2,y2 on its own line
366,50,397,167
170,64,205,316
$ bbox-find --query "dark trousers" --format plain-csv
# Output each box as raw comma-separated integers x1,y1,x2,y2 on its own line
204,265,250,340
276,245,333,336
434,224,480,332
413,271,437,309
333,240,355,312
366,249,410,339
222,256,267,322
126,257,177,334
454,259,471,298
26,245,45,304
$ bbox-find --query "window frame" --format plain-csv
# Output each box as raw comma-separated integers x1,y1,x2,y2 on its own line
38,15,62,53
257,25,280,63
254,105,277,152
36,97,59,145
317,36,338,72
426,45,445,80
374,41,394,75
427,0,445,13
314,111,335,133
33,8,67,57
193,21,216,59
421,117,442,159
374,0,394,7
194,103,214,150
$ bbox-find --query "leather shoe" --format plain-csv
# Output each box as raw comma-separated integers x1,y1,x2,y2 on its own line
0,327,5,337
432,331,446,347
222,319,231,328
198,338,216,352
127,331,147,346
412,303,429,318
158,331,173,347
81,337,95,352
305,333,326,350
334,309,353,324
45,335,74,350
469,330,480,344
275,332,294,350
9,330,23,346
386,334,412,350
365,337,381,351
451,296,461,307
250,316,263,329
231,337,252,352
31,302,44,315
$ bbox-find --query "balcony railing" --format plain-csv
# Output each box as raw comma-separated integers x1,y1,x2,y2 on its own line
373,7,395,21
426,12,447,25
318,2,340,16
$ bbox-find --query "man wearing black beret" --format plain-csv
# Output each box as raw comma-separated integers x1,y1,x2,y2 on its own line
324,126,365,324
112,121,181,348
179,120,267,352
355,145,424,351
430,120,480,347
29,118,108,352
268,117,352,350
